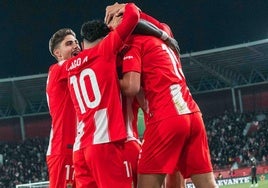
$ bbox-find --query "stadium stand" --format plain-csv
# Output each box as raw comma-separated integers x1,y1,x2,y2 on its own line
0,111,266,187
205,111,268,169
0,138,48,187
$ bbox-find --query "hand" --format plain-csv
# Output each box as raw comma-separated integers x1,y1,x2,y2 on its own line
104,2,126,25
165,37,180,55
136,88,148,113
107,14,123,30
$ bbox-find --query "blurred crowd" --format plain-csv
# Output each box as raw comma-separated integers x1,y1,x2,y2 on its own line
0,138,48,187
0,111,267,186
205,111,268,170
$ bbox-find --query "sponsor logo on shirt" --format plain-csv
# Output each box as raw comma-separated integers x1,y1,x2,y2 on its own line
123,55,134,60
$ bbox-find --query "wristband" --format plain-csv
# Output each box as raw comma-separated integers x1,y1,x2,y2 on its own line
160,31,169,41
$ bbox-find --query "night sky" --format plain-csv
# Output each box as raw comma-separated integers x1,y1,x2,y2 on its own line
0,0,267,78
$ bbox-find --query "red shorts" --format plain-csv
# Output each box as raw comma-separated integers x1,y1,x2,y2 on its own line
46,154,75,188
73,141,134,188
138,112,212,178
124,140,141,187
73,149,98,188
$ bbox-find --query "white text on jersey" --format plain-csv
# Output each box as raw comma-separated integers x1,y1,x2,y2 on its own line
68,56,88,71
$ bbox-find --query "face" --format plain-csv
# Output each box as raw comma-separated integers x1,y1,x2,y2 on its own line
54,35,81,61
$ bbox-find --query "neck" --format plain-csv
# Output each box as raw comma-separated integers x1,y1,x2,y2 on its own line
84,38,102,49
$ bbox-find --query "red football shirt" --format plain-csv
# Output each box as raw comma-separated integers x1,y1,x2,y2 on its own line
122,35,200,125
67,3,140,151
46,60,76,156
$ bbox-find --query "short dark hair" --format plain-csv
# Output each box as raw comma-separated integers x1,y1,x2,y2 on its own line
49,28,76,57
80,20,110,43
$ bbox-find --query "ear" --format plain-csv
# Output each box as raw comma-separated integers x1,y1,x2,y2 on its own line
53,48,61,59
81,41,85,50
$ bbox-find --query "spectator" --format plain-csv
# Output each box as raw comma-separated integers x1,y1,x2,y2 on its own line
0,138,48,187
0,111,268,186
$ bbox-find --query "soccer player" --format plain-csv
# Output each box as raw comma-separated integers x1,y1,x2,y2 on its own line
66,3,140,188
105,3,186,188
106,3,183,187
46,28,80,188
106,4,218,188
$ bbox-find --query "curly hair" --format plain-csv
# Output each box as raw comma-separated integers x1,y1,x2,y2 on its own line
80,20,111,43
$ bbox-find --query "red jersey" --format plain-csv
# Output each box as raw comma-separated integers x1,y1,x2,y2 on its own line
67,3,140,151
46,60,76,156
122,35,200,125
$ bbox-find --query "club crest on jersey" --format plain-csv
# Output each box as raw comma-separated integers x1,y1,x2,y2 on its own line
68,56,88,71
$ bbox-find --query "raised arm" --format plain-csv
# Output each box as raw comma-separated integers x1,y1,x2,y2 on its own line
105,3,180,54
114,3,140,42
139,12,180,54
133,20,180,54
139,12,168,34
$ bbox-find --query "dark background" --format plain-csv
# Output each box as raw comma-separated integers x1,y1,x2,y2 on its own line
0,0,267,78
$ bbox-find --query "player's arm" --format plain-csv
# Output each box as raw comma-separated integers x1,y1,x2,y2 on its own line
105,2,169,36
139,11,180,54
140,12,167,33
105,3,180,54
119,40,142,97
113,3,140,42
105,2,168,39
132,20,180,54
119,71,140,96
135,88,147,112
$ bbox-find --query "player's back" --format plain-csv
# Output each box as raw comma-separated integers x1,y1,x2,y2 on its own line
127,35,200,124
67,40,127,150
